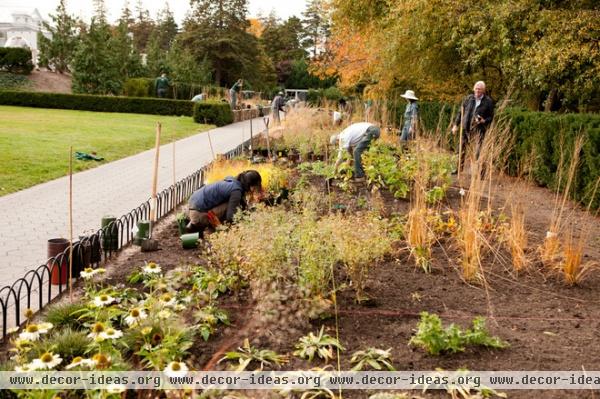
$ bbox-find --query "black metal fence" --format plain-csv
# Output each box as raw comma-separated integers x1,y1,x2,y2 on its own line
0,139,249,340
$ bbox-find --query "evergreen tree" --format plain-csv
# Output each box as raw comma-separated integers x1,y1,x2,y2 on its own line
155,5,178,50
131,0,155,52
167,40,211,87
302,0,330,57
181,0,252,86
71,17,122,94
113,13,146,79
145,31,168,77
37,0,78,73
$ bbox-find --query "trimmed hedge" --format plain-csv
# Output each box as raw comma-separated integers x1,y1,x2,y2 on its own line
0,48,33,74
0,90,194,116
193,101,233,127
505,109,600,209
122,78,153,97
412,101,600,209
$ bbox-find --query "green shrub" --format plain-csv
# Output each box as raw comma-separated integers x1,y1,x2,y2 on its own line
45,302,89,330
409,312,509,355
122,78,153,97
193,100,233,126
0,90,194,116
505,108,600,209
0,48,33,74
0,72,30,90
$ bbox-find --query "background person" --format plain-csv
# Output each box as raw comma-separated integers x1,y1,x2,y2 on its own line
191,92,206,102
330,122,381,182
452,81,495,170
400,90,419,142
187,170,262,234
229,79,243,109
271,91,286,125
155,73,169,98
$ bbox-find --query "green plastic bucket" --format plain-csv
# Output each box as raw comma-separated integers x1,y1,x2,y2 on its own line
101,216,118,250
180,233,199,249
134,220,150,246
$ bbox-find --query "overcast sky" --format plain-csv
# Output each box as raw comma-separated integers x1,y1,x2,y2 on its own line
0,0,308,24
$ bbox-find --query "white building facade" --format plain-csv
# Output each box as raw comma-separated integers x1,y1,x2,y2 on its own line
0,8,51,65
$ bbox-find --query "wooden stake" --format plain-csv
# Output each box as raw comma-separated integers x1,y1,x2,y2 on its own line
68,146,73,302
264,117,271,159
172,135,176,210
207,130,215,161
150,123,161,225
457,105,464,182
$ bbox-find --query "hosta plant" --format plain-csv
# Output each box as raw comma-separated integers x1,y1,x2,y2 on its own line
350,347,395,371
293,326,345,362
220,338,288,371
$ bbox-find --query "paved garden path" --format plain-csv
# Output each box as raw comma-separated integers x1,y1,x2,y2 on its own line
0,117,266,287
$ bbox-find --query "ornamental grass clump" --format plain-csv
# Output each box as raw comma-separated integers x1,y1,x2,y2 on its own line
507,203,529,273
281,107,337,158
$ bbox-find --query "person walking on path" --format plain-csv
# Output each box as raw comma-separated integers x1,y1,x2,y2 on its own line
229,79,243,110
330,122,381,182
186,170,262,234
399,90,419,143
271,91,286,125
155,73,170,98
451,81,495,171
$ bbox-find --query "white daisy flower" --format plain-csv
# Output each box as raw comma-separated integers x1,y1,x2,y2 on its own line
80,268,97,279
142,262,161,274
181,296,192,304
124,308,147,326
65,356,96,370
164,361,189,378
159,293,176,308
106,384,127,393
93,294,116,307
100,328,123,340
157,310,172,319
7,327,19,335
30,352,62,369
18,324,43,341
38,322,53,332
14,364,34,372
92,353,111,369
87,322,107,340
459,188,466,196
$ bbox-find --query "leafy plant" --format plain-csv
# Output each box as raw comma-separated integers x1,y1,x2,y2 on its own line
293,326,345,362
44,302,89,330
194,306,230,341
350,347,395,371
409,312,509,355
220,339,288,371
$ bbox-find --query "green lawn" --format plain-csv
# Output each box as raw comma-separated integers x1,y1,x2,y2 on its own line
0,106,210,195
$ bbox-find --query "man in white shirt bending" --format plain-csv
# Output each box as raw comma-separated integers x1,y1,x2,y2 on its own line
330,122,381,182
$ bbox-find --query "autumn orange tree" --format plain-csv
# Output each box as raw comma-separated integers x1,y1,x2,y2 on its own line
316,0,599,111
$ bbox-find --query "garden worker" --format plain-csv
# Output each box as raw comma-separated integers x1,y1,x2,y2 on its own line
451,81,495,171
186,170,262,234
330,122,381,182
271,91,286,125
400,89,419,142
229,78,243,109
155,73,170,98
191,92,206,102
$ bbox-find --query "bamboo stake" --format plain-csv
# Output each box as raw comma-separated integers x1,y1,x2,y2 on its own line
457,105,464,182
68,146,73,302
150,123,161,227
263,117,271,159
172,135,176,210
207,130,215,161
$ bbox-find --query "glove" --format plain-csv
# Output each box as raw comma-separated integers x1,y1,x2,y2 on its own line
206,211,221,227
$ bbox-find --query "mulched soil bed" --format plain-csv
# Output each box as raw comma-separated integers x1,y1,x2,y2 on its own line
14,169,597,399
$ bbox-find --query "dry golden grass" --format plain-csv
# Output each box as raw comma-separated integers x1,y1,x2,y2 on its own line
539,135,584,268
559,229,598,286
279,106,339,158
407,153,433,272
507,203,529,273
205,159,288,194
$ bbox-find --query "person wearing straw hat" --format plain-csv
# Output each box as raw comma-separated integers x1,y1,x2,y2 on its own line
330,122,381,182
400,90,419,142
186,170,262,234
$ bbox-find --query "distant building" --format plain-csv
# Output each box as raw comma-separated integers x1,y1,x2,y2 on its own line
0,8,51,66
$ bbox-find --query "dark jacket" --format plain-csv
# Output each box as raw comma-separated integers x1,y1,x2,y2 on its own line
271,95,285,112
188,177,245,222
454,94,494,137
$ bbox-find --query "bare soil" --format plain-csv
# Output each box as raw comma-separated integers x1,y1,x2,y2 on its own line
28,69,72,93
17,170,598,399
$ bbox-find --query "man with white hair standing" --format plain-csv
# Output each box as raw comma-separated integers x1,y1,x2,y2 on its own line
451,81,495,171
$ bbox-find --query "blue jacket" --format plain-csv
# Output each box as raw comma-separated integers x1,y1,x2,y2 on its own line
189,177,244,221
